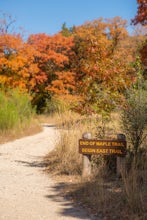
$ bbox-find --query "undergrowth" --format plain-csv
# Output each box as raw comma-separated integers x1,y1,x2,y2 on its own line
44,110,147,220
0,88,41,143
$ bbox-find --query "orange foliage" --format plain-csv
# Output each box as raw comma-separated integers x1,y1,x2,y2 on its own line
47,71,75,94
72,17,134,92
0,34,39,91
69,17,142,113
0,15,145,113
27,33,75,96
0,32,75,98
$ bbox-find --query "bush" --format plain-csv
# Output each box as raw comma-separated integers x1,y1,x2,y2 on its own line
121,89,147,157
120,87,147,217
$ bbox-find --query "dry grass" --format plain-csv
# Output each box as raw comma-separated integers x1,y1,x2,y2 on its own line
44,112,96,176
0,118,41,144
121,163,147,217
60,174,146,220
43,110,147,220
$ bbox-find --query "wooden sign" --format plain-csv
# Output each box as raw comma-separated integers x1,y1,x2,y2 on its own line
79,139,127,156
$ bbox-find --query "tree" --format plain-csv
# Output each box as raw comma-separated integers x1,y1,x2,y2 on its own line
0,34,39,92
140,41,147,68
132,0,147,25
71,17,137,114
131,1,147,76
28,33,75,94
27,33,76,111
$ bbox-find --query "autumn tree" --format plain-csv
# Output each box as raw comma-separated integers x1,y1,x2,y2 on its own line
132,0,147,25
27,33,76,112
1,12,145,115
0,34,39,92
71,17,137,114
0,13,42,93
0,12,76,112
132,0,147,74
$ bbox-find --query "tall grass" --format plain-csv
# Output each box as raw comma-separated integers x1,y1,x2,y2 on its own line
122,165,146,216
44,109,146,219
44,110,97,175
0,88,35,132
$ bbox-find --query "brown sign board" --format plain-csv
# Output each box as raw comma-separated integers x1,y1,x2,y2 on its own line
79,139,127,156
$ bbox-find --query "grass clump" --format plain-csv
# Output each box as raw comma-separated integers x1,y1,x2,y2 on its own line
44,112,96,176
45,130,82,175
0,88,40,142
44,108,146,219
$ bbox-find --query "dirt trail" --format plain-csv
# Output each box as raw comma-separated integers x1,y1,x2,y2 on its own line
0,125,97,220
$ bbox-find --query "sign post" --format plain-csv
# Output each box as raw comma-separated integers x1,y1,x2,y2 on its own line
116,134,126,177
82,132,92,178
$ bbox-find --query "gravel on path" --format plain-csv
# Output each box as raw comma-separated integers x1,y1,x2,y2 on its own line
0,125,98,220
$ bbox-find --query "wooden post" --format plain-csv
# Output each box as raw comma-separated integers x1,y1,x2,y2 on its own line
82,132,92,178
117,134,126,177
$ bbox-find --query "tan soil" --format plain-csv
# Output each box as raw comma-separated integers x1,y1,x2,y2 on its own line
0,124,97,220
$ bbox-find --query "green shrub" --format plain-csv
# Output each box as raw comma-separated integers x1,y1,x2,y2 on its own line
121,89,147,157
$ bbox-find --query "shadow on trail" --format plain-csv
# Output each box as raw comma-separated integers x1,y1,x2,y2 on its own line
42,124,56,128
15,159,97,220
15,159,49,168
45,182,96,220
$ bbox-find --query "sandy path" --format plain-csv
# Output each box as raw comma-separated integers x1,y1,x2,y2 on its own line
0,125,97,220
